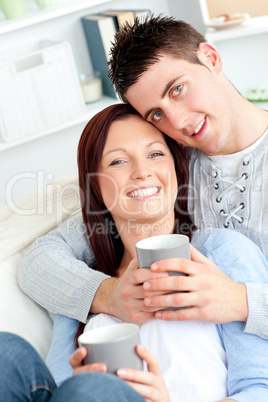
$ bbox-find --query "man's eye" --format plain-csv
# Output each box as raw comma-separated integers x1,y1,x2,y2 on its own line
152,109,163,121
173,85,182,95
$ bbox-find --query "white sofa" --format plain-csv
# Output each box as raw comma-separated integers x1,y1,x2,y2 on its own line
0,177,80,360
0,249,54,359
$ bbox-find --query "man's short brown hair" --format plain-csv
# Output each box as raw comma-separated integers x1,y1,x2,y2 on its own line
108,15,206,102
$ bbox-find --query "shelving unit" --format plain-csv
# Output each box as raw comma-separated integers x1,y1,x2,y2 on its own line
0,96,120,152
205,15,268,42
0,0,113,34
0,0,171,205
1,0,267,152
0,0,169,154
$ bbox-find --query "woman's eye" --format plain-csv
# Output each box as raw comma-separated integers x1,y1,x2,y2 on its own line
173,84,182,96
152,109,163,121
149,152,164,159
110,159,125,166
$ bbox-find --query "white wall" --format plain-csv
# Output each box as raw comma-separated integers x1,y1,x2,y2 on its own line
213,33,268,95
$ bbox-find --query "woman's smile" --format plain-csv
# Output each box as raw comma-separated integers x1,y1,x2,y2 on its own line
126,186,161,199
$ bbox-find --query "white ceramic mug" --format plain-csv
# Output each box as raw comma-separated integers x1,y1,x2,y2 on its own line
136,234,190,310
136,234,190,271
78,323,143,374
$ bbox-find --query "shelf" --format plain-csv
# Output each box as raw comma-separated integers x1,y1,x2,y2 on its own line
205,15,268,42
0,0,113,35
0,96,120,152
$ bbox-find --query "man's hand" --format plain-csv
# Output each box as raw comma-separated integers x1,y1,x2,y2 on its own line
143,245,248,324
90,257,169,323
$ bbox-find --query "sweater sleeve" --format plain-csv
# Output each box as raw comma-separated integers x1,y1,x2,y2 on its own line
45,314,78,386
18,215,110,323
193,229,268,400
244,282,268,339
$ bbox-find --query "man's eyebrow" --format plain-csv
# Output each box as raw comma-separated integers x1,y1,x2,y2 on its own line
144,108,155,121
143,75,183,121
161,76,181,98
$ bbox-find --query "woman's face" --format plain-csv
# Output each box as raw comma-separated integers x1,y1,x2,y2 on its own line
98,114,178,227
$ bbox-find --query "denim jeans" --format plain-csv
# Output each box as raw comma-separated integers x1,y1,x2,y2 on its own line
0,332,145,401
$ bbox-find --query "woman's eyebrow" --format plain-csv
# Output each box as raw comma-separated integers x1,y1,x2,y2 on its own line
103,148,127,157
103,141,165,157
146,141,166,147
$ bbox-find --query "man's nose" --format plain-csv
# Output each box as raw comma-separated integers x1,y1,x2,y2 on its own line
165,105,190,130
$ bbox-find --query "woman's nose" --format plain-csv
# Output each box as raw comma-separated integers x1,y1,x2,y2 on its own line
131,160,152,180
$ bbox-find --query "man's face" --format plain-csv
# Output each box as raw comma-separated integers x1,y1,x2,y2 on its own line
125,47,233,156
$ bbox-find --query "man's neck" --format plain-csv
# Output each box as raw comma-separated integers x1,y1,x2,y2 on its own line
231,98,268,153
205,96,268,157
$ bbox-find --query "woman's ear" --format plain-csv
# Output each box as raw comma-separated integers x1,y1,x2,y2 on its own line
198,43,222,73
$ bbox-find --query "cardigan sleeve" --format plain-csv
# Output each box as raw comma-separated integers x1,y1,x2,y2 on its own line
18,215,109,323
243,282,268,338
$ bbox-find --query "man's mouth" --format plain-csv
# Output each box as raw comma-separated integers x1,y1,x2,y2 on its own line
192,117,206,135
127,186,160,198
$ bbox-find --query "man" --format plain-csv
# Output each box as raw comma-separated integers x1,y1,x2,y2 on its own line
19,16,268,338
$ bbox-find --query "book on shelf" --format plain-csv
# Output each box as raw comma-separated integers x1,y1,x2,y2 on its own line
100,10,135,30
81,14,118,99
81,9,152,99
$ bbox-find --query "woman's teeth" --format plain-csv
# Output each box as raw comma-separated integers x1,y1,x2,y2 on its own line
194,117,205,134
128,186,159,198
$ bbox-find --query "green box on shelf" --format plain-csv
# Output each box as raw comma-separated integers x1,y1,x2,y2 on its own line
36,0,58,9
0,0,24,20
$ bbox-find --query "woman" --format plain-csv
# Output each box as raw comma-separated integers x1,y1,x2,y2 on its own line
69,103,268,401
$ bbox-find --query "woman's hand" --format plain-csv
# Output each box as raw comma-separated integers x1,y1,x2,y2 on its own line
90,257,169,324
69,346,107,376
143,245,248,324
117,345,170,402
